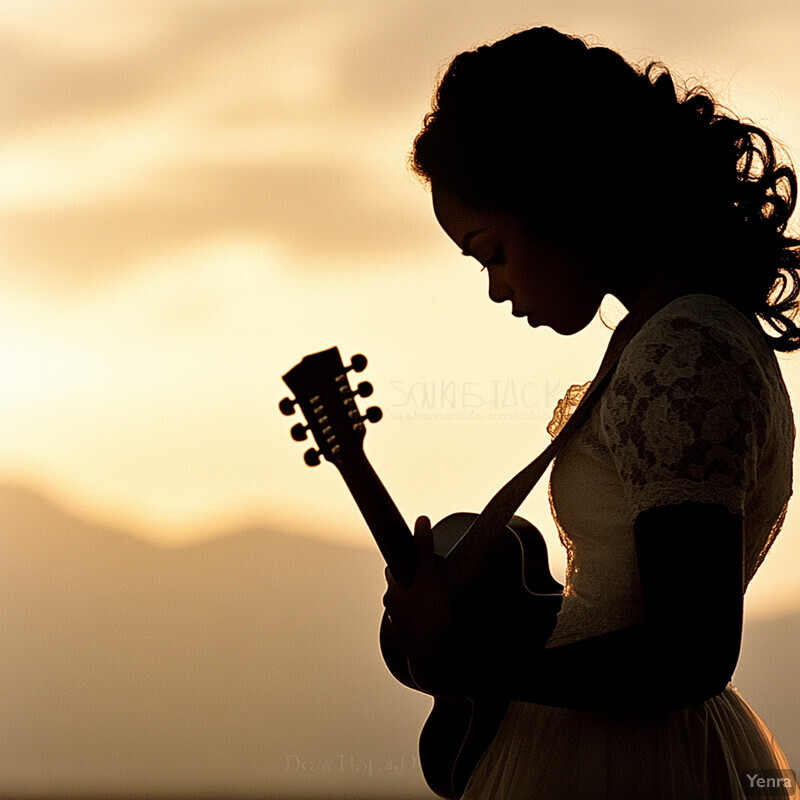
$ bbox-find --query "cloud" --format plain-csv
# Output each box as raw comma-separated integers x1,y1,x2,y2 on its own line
3,0,800,291
2,160,434,288
0,2,312,133
1,1,443,288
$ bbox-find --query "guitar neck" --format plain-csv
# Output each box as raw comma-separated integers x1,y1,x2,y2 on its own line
337,456,415,586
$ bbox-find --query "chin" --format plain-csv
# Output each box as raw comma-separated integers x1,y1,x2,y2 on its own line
540,317,593,336
543,304,600,335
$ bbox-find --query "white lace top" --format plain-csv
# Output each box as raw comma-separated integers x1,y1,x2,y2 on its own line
545,293,794,648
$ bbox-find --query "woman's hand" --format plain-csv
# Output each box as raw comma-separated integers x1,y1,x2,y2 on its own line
382,515,454,663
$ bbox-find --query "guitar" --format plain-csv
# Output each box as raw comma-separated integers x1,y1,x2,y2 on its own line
280,346,563,800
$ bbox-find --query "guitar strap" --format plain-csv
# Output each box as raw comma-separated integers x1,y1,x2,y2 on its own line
439,273,687,590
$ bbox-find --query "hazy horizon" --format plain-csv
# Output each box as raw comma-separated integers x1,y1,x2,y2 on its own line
1,481,797,798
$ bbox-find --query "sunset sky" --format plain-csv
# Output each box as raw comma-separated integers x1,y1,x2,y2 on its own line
3,0,800,619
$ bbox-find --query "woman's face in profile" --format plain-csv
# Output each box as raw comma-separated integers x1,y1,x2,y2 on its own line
432,188,606,335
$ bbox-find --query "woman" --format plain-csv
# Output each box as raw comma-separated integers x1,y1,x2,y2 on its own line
383,26,798,800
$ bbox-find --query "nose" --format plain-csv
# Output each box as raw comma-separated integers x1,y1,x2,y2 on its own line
487,272,512,305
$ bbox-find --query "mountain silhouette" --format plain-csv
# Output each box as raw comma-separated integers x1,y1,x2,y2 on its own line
0,483,796,798
0,483,432,798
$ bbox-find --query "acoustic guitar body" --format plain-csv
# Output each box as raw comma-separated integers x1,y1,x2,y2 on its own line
380,512,563,799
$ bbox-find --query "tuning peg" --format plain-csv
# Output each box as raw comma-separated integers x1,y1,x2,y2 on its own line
304,448,321,467
279,397,296,416
365,406,383,423
348,354,367,373
356,381,373,398
290,423,308,442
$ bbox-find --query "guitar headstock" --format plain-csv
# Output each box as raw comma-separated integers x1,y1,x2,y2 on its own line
280,347,382,470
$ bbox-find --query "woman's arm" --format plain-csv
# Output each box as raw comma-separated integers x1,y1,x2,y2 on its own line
387,503,744,713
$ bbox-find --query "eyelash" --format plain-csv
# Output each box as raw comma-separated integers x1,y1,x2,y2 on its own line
480,247,504,270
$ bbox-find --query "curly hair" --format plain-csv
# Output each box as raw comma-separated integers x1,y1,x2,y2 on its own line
412,27,800,352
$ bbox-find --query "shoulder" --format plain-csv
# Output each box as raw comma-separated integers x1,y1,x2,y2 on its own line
612,293,781,398
631,292,765,354
597,294,793,519
598,292,793,463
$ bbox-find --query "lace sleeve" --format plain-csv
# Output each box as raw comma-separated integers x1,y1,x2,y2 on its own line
598,301,771,522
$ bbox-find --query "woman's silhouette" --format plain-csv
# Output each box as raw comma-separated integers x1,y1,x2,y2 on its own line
383,26,799,800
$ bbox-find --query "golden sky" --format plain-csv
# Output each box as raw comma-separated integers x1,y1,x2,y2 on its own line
3,0,800,617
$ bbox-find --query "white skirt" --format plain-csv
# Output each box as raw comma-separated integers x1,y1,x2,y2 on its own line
462,684,797,799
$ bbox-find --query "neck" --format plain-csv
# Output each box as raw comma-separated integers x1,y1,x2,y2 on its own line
609,268,673,314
